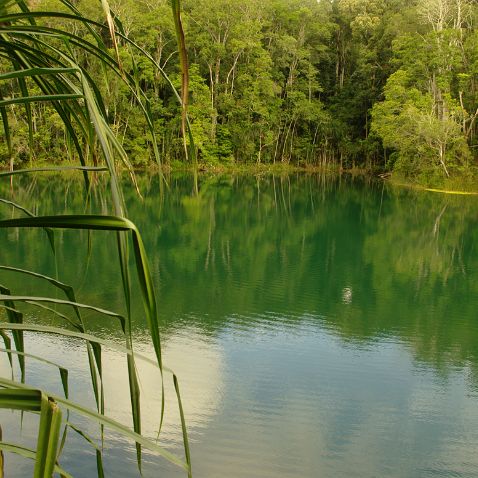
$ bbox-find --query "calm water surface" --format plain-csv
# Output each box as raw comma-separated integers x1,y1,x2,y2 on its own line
1,173,478,477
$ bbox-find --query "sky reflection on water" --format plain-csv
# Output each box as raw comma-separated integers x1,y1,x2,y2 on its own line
1,173,478,477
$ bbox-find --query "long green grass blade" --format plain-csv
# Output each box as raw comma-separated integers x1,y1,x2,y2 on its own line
114,230,143,469
0,426,3,478
0,94,83,107
0,199,56,254
67,423,104,478
0,443,73,478
0,348,69,398
0,266,78,305
0,166,107,177
0,322,183,411
0,67,78,81
0,295,125,332
0,389,41,411
0,92,12,160
173,374,192,478
0,287,24,380
0,322,179,375
0,331,13,370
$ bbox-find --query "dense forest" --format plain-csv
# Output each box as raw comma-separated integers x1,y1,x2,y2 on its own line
2,0,478,184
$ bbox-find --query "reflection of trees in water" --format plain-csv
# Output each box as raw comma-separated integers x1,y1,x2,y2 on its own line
2,173,478,377
363,189,478,373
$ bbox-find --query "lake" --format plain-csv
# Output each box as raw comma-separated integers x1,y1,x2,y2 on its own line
1,172,478,477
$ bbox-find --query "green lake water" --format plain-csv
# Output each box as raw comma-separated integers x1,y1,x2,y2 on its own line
1,173,478,477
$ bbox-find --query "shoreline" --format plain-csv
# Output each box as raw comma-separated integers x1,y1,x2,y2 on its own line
3,161,478,194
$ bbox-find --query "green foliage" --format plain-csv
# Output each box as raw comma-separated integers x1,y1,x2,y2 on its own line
371,0,477,184
3,0,478,181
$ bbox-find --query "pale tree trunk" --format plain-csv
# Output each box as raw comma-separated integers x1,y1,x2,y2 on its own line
438,143,450,177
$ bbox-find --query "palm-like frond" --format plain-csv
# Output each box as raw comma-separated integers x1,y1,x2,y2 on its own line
0,1,192,476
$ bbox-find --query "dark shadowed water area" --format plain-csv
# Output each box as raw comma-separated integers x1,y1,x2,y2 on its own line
1,172,478,477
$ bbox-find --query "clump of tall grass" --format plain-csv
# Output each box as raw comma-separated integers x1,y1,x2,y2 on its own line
0,0,192,476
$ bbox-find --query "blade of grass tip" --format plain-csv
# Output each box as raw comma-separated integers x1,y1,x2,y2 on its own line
130,230,161,365
86,344,101,412
0,199,56,254
89,343,105,443
0,331,13,370
173,374,192,478
59,369,68,400
115,230,143,469
0,323,158,368
67,423,104,478
0,425,3,478
0,92,12,161
54,394,188,470
79,76,124,215
0,294,126,333
9,301,82,331
34,394,62,478
0,267,80,322
99,0,123,73
0,287,24,381
129,227,166,432
57,411,70,470
0,348,69,398
57,374,71,465
127,354,142,472
0,215,125,236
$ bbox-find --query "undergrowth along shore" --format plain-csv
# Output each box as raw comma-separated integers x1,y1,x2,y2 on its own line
4,161,478,193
